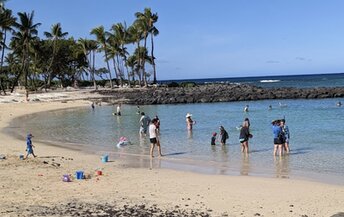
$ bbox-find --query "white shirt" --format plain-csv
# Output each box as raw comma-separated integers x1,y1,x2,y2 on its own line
117,106,121,113
149,124,157,139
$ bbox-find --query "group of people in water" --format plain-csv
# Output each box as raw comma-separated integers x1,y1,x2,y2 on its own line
91,102,293,157
136,108,291,158
185,111,290,156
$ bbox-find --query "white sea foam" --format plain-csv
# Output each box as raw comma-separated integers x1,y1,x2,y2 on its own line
260,79,281,83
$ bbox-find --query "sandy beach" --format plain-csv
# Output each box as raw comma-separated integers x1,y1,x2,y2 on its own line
0,90,344,217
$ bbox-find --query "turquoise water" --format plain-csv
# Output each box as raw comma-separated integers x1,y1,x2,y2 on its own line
9,98,344,184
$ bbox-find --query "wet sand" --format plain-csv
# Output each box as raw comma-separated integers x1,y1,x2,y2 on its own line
0,92,344,216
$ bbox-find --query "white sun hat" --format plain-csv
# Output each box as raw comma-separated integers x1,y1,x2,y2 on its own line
186,113,192,118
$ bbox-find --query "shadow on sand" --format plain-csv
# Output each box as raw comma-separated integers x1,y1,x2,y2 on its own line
288,147,313,156
330,212,344,217
250,148,271,153
163,152,188,157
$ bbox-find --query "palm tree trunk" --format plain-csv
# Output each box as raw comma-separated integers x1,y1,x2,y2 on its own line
0,78,5,95
104,48,113,88
23,44,30,89
135,40,142,86
46,39,57,88
92,50,97,90
0,30,7,95
112,57,119,86
124,59,131,87
0,29,7,70
151,33,157,84
116,54,123,87
143,33,148,87
11,46,28,92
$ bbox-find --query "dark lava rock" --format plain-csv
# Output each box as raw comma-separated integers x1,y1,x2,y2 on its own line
26,202,214,217
94,84,344,105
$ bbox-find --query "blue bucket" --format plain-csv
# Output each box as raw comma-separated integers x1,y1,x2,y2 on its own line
19,154,24,160
75,171,84,180
101,155,108,163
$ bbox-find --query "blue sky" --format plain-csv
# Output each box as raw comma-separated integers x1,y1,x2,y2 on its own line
6,0,344,80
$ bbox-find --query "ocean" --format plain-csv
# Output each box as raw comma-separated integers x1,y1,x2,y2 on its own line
161,72,344,88
7,73,344,184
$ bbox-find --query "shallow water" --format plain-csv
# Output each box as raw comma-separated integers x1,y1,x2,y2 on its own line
8,98,344,184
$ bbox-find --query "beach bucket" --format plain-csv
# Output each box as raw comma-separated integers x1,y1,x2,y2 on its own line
62,174,71,182
75,171,84,180
96,170,102,176
19,154,24,160
101,155,108,163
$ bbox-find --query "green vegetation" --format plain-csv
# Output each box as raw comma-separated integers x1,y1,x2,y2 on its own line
0,2,159,94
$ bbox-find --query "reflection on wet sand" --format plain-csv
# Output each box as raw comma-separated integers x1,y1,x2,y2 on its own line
218,145,229,175
187,130,193,139
274,155,290,178
240,154,250,176
150,157,162,170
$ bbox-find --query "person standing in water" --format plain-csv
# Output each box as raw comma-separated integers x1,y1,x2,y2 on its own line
280,119,290,153
239,121,252,154
139,112,151,136
272,120,284,156
219,126,229,145
149,118,162,157
24,133,36,159
116,103,121,116
186,113,195,130
211,132,217,145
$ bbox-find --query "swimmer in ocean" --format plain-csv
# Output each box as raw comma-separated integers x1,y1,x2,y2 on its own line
244,105,249,112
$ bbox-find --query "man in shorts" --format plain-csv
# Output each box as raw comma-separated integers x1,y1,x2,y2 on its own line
139,112,151,136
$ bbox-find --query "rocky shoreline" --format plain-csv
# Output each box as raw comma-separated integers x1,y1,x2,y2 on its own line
7,201,215,217
94,84,344,105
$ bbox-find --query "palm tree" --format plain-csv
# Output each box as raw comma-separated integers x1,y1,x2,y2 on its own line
127,23,144,86
89,40,98,89
132,19,148,86
0,7,16,94
107,30,123,86
11,11,41,92
0,0,7,12
135,8,159,85
149,26,159,84
78,38,98,89
126,55,137,83
90,25,113,88
133,46,152,82
43,23,68,88
111,22,131,87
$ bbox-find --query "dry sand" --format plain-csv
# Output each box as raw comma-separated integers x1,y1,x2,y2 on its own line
0,90,343,217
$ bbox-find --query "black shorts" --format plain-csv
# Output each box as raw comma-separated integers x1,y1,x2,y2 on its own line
274,138,283,145
150,138,157,144
239,138,248,143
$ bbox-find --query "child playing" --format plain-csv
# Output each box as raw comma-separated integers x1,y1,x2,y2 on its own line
211,132,217,145
25,133,36,159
